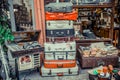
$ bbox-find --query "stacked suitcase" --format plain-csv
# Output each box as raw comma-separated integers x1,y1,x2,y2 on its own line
41,0,79,76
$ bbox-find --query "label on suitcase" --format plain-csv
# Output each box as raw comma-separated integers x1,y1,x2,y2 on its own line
45,11,78,20
46,36,75,42
45,2,73,12
44,60,76,68
46,20,73,30
46,29,75,37
41,64,79,76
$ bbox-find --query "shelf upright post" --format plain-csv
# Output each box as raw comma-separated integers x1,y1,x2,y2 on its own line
8,0,16,31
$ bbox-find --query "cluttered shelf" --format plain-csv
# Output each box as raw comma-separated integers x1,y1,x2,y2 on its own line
12,30,41,42
73,4,113,8
73,1,115,41
75,38,112,43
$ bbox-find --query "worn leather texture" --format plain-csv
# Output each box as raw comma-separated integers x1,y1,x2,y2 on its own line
78,51,118,68
45,11,78,20
46,36,75,42
44,60,76,68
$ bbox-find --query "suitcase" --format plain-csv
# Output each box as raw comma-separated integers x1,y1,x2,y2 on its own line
45,11,78,20
46,36,75,42
41,64,79,76
45,51,76,60
44,60,76,68
45,2,73,12
46,29,75,37
44,42,76,60
44,42,76,52
77,47,119,68
46,20,73,30
80,55,119,68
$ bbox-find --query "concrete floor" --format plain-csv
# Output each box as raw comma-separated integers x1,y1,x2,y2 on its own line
19,69,90,80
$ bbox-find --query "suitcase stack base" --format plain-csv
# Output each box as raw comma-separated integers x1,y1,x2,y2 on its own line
41,64,79,77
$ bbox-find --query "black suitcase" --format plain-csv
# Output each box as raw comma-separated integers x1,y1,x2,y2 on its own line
45,1,73,12
46,29,75,37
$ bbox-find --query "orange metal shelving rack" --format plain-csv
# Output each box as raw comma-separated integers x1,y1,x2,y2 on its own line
34,0,46,46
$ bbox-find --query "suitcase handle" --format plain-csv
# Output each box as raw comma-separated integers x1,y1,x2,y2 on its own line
56,32,64,36
55,7,66,11
55,48,66,50
56,25,64,28
58,57,64,60
57,64,63,68
58,56,64,60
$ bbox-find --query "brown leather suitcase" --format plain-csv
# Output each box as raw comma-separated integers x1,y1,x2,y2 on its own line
76,40,118,68
77,48,119,68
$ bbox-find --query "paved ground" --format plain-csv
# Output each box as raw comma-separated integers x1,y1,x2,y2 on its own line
19,69,90,80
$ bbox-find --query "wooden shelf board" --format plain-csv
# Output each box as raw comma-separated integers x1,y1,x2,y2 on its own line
12,30,41,34
75,38,112,43
73,4,113,8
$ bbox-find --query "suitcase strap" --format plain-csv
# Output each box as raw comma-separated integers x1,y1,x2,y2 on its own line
48,69,52,75
68,69,72,74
